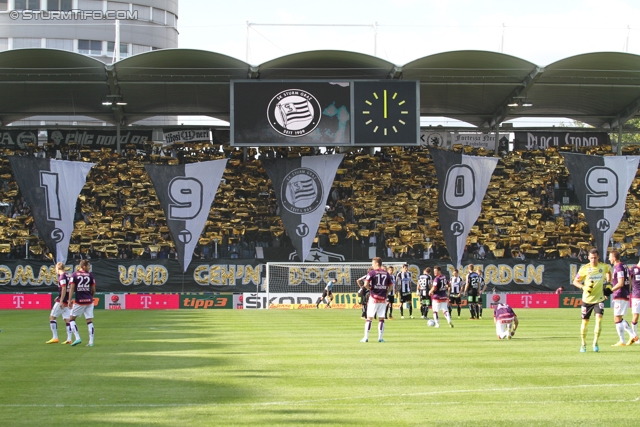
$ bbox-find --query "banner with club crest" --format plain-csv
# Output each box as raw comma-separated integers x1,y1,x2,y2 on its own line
145,159,228,272
429,148,498,269
8,157,94,264
262,154,344,262
561,153,640,257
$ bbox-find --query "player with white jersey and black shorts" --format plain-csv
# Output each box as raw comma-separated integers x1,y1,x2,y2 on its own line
46,262,73,344
316,279,336,309
360,257,393,343
386,266,396,319
448,269,463,319
476,266,487,319
396,264,414,319
417,267,432,319
464,264,481,319
357,269,372,319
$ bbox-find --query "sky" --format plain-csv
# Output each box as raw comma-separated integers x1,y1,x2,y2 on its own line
177,0,640,66
174,0,640,127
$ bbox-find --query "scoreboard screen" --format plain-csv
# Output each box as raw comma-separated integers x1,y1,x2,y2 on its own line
231,80,419,147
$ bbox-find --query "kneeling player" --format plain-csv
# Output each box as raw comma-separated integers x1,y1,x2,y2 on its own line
493,294,518,339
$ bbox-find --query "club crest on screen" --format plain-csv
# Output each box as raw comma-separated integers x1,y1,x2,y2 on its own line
267,89,322,137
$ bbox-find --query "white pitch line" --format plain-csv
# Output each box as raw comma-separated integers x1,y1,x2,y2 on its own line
1,383,639,409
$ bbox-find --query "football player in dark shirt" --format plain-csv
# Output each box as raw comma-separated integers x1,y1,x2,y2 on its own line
429,266,454,328
464,264,481,319
360,257,393,343
68,260,97,347
46,262,73,344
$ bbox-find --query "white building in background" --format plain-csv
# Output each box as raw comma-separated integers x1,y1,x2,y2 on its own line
0,0,179,126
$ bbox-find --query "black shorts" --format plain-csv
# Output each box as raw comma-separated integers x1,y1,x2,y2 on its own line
400,293,412,303
420,297,431,306
359,290,369,305
387,294,395,304
581,302,605,320
322,290,333,298
449,295,461,305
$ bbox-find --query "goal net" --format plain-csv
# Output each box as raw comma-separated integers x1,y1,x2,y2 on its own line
264,261,406,306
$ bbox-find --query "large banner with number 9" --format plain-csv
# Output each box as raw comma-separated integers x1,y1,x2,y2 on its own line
145,159,228,273
561,153,640,258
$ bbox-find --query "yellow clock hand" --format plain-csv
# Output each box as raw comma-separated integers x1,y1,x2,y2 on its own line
383,90,387,119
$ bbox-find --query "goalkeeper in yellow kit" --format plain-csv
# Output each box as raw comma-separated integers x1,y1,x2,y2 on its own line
573,248,611,353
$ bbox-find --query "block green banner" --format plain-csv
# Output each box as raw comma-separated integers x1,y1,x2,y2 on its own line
559,292,610,308
180,294,233,309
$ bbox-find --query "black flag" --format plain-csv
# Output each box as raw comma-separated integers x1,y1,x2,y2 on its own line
262,155,344,262
429,148,498,268
562,153,639,257
8,157,94,264
145,160,228,272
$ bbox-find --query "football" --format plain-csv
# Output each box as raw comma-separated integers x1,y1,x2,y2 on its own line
427,319,436,327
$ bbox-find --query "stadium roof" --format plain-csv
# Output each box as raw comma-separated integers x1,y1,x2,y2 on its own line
1,48,640,129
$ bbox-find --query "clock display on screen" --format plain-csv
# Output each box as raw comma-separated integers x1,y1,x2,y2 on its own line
353,81,418,145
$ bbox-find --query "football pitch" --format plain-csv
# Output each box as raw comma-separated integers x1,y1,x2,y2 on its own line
1,308,639,426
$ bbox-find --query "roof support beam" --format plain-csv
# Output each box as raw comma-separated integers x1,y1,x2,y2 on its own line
0,81,109,85
610,95,640,128
486,66,544,129
105,65,125,126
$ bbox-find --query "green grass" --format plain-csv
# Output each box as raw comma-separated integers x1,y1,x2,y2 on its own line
1,308,639,426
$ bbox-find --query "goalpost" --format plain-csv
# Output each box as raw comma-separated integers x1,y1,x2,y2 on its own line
264,261,406,308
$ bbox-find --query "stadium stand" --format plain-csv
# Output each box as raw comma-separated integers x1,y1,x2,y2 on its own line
1,141,639,262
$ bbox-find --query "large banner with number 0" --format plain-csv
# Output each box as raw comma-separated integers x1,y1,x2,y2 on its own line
145,160,228,272
429,148,498,269
561,153,640,257
262,155,344,262
8,157,94,264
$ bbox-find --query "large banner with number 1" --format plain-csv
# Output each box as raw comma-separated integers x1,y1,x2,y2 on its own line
429,148,498,269
561,153,640,258
8,157,95,264
145,159,228,273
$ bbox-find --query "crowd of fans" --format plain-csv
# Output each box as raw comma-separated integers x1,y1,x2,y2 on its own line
1,140,639,263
